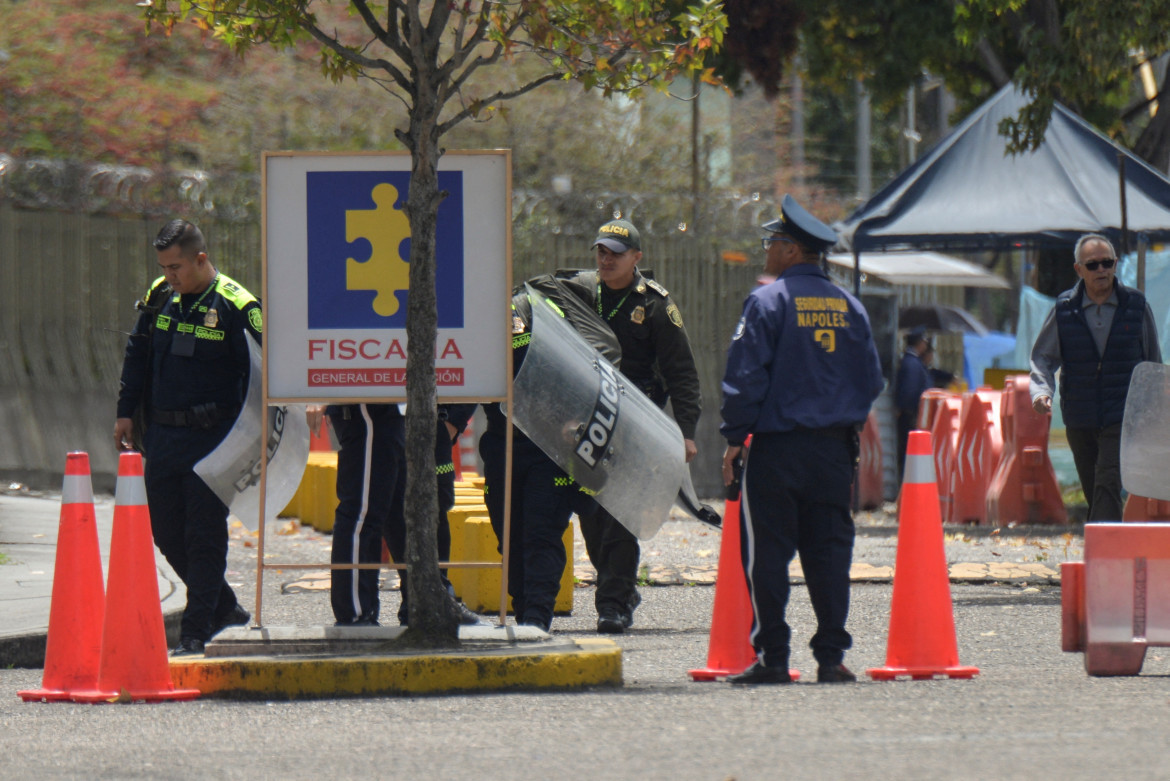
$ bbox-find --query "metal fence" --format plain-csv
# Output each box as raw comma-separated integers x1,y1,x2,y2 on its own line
0,161,768,496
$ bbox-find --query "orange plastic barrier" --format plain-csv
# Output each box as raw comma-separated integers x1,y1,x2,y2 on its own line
916,389,953,435
1061,523,1170,675
456,427,477,479
1123,494,1170,522
19,452,106,703
947,388,1003,526
929,396,963,523
856,411,883,510
309,417,332,452
985,375,1066,526
868,431,979,681
71,452,200,703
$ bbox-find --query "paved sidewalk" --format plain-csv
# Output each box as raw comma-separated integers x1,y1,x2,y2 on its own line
0,490,185,667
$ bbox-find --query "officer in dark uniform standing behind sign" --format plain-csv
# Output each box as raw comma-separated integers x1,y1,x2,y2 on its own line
560,219,702,634
114,220,259,656
720,197,883,684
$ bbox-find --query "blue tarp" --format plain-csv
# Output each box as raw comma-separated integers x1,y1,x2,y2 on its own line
963,331,1016,389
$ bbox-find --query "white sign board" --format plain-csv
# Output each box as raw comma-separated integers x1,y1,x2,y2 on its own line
263,151,510,401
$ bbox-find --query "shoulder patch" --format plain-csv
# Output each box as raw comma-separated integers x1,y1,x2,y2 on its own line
667,303,684,328
216,273,259,310
248,307,263,333
645,279,670,298
144,276,168,301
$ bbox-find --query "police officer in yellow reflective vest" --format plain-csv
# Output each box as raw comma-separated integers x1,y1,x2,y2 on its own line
720,197,883,684
115,220,259,657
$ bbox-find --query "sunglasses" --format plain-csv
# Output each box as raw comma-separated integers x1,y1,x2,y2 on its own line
761,236,796,251
1082,259,1116,271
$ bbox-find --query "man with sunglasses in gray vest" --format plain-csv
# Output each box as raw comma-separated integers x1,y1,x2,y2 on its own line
1030,233,1161,521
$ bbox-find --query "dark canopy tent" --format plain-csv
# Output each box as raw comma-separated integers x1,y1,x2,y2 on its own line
836,84,1170,253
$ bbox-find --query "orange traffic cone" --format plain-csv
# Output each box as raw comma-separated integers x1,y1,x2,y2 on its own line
71,452,199,703
688,492,758,680
689,441,800,682
868,431,979,681
19,452,106,702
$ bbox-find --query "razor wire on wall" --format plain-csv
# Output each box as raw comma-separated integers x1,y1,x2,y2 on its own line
0,155,770,495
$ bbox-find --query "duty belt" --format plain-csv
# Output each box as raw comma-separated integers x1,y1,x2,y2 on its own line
792,425,856,442
151,404,240,429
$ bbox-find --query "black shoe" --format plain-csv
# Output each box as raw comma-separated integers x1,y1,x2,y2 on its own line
817,663,857,683
726,661,792,685
621,592,642,628
170,638,205,657
597,610,625,635
518,619,551,633
456,602,482,626
335,615,379,627
211,604,251,637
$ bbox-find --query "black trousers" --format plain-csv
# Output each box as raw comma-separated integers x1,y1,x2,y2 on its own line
145,468,239,643
1066,423,1123,522
328,404,403,624
740,430,855,668
480,430,572,630
578,504,640,616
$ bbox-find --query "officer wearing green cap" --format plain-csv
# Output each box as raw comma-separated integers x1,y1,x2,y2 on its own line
558,217,702,634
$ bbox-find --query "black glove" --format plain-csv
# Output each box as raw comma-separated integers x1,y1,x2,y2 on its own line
725,453,743,502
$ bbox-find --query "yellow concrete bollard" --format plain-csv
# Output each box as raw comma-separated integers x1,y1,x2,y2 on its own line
452,516,574,615
280,452,339,532
281,465,572,613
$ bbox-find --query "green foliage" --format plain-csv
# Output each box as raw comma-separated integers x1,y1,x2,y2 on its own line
139,0,727,137
798,0,1170,164
0,1,225,165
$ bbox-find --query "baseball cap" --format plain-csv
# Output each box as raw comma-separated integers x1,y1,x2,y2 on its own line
593,219,641,252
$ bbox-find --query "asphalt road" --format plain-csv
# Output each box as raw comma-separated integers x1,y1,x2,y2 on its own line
3,509,1169,780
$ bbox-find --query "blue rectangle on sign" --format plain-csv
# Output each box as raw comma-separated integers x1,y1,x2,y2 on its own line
305,171,464,329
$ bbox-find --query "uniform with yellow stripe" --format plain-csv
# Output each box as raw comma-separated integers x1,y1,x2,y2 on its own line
117,265,261,648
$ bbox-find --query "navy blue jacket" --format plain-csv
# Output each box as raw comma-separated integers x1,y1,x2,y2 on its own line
720,264,884,444
895,350,931,416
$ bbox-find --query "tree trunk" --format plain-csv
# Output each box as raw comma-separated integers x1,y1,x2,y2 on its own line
398,63,461,647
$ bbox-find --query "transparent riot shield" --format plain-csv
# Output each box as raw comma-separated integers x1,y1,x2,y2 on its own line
194,334,310,530
1121,361,1170,501
513,285,715,539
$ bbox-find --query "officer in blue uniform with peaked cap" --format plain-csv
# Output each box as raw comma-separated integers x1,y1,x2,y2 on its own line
720,195,884,684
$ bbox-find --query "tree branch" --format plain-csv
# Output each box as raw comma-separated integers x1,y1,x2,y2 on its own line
301,20,412,93
974,38,1011,87
437,71,565,135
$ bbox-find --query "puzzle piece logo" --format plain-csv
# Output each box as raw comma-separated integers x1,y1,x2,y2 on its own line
306,171,465,329
346,183,411,317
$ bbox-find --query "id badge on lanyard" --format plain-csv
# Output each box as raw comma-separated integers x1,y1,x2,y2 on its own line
171,330,196,357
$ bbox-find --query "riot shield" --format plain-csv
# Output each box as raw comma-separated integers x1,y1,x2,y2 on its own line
513,285,716,539
1121,361,1170,501
194,334,310,530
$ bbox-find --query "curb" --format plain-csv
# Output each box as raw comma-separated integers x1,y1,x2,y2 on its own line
170,628,622,699
0,608,184,669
